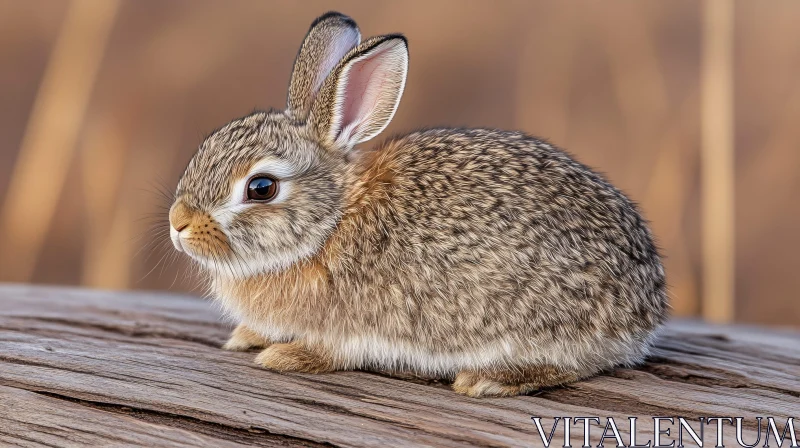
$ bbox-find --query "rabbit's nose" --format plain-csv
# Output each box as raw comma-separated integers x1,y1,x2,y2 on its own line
169,201,193,232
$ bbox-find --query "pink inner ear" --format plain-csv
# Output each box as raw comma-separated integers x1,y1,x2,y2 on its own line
338,47,398,143
313,28,360,96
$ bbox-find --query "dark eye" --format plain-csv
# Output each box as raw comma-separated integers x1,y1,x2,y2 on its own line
246,176,279,202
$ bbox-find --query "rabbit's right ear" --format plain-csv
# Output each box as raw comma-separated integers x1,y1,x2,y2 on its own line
286,12,361,120
308,35,408,151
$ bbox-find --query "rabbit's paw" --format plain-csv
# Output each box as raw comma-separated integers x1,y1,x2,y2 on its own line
255,342,336,373
452,365,580,398
222,324,272,351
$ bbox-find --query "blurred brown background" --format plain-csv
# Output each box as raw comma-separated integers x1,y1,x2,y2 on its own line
0,1,797,328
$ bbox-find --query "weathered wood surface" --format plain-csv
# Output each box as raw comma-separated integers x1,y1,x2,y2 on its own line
0,284,797,447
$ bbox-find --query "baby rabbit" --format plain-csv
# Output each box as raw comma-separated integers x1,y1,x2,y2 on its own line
169,11,667,398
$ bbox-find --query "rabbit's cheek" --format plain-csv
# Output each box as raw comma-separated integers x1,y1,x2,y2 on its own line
189,228,230,257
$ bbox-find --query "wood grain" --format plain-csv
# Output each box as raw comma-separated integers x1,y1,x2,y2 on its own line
0,284,797,447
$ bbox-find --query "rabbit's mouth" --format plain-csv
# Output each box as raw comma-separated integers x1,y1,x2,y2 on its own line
170,226,185,253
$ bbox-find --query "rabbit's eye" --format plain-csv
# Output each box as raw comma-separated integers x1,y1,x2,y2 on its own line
246,176,279,202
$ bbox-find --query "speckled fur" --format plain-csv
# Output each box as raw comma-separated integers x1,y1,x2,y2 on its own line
169,12,667,398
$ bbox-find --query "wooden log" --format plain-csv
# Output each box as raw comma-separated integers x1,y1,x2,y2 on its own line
0,284,797,447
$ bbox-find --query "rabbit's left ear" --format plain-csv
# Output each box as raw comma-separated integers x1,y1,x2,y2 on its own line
287,12,361,120
309,35,408,150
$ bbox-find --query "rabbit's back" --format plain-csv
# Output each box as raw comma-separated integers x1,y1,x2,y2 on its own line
328,128,667,368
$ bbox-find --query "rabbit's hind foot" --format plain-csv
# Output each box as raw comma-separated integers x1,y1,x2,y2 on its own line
452,364,581,398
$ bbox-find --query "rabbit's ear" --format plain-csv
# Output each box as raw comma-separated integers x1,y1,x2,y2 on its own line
309,35,408,150
287,12,361,120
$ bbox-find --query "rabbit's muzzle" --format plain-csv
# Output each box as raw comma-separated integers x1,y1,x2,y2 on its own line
168,200,231,259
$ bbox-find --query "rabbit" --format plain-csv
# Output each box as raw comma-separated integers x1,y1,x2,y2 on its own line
168,11,668,398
